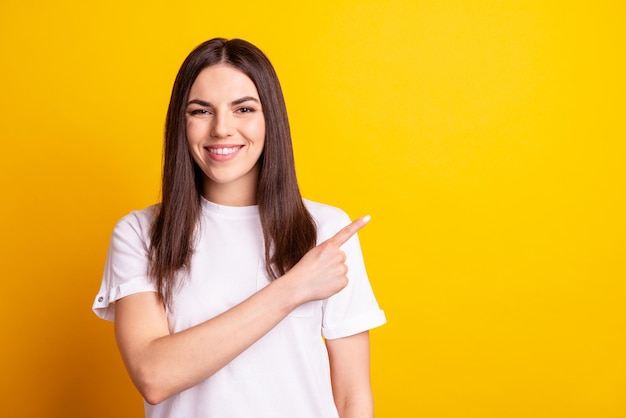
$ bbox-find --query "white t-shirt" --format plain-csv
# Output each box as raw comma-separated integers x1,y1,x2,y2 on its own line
93,198,386,418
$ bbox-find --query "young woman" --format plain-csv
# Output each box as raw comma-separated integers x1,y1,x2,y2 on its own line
93,38,386,418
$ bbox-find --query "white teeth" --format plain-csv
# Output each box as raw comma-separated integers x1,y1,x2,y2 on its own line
209,147,240,155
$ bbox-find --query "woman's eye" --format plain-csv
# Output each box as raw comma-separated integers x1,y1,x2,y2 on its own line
189,109,210,116
236,107,254,113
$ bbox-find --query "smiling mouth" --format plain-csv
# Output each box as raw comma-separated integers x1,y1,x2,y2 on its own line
205,145,243,155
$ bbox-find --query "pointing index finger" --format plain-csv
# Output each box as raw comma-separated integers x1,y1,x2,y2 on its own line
329,215,371,247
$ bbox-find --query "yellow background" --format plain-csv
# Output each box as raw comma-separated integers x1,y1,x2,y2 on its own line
1,1,624,417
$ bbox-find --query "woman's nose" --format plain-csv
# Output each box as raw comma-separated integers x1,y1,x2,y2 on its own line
210,112,235,138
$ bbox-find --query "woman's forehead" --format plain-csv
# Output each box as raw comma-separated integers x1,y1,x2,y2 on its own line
189,64,258,100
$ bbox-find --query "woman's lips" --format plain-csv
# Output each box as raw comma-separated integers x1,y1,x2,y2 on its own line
204,145,244,161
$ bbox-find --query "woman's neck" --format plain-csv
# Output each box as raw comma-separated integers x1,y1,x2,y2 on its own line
202,179,258,207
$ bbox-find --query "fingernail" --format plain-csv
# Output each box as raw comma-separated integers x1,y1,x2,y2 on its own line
362,215,371,223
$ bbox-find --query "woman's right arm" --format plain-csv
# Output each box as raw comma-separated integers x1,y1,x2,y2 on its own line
114,216,369,405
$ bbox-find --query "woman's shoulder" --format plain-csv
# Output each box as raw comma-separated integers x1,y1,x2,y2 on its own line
303,199,352,241
112,204,160,238
303,199,349,220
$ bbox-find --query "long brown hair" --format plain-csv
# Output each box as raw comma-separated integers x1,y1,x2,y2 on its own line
149,38,317,307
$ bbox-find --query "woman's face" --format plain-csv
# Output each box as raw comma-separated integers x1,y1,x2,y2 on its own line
186,64,266,205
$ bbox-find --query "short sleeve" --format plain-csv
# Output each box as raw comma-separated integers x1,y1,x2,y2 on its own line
92,209,158,322
315,208,386,340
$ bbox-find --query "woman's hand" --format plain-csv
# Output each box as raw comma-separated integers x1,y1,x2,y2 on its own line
284,215,371,304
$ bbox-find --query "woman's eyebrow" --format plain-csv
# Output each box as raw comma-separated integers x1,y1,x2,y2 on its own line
186,96,260,107
230,96,260,106
187,99,212,107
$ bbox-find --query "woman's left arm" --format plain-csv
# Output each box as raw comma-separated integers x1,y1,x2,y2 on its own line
326,330,374,418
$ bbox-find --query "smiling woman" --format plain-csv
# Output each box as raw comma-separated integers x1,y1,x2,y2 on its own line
185,64,266,205
91,38,386,418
